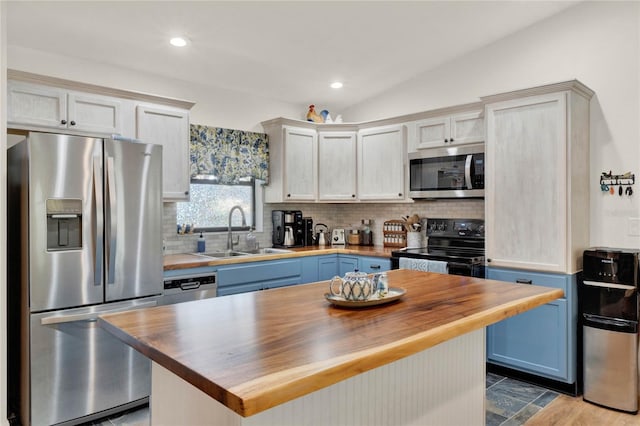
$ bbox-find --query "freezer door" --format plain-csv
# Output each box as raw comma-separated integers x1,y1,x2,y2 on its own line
28,300,155,425
28,133,104,311
104,139,163,301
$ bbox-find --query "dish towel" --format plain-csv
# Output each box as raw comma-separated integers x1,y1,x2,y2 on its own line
427,260,448,274
398,257,430,272
398,258,449,274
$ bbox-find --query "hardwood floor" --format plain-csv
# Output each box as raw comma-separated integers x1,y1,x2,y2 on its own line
526,395,640,425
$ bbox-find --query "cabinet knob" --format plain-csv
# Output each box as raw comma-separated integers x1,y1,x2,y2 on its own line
352,194,356,198
398,193,402,197
184,191,189,195
450,138,454,142
69,120,76,126
287,193,291,198
487,258,492,263
60,119,67,125
444,138,449,143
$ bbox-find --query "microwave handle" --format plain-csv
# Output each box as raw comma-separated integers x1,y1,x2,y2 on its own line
464,155,473,189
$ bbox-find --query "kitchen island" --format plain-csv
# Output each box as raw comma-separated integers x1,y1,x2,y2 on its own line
99,270,563,425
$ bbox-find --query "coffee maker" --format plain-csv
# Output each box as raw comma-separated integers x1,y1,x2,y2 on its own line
302,217,314,246
272,210,303,247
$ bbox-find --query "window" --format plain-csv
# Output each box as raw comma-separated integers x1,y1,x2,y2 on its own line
176,177,255,232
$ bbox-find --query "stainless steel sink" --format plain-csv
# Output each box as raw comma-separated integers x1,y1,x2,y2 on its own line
239,248,293,255
196,251,249,258
194,247,292,259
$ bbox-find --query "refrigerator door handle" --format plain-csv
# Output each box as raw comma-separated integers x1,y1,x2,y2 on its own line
106,156,117,285
40,300,157,325
94,158,103,286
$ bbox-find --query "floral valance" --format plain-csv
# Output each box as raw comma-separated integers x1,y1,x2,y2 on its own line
190,124,269,184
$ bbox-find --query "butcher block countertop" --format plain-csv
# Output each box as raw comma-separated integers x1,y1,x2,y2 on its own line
99,269,563,417
164,245,395,270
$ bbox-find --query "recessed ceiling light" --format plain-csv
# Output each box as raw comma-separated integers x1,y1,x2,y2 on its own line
170,37,189,47
330,82,343,89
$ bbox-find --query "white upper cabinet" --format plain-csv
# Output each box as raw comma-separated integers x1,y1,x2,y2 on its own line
283,126,318,201
8,81,121,134
318,131,357,201
415,110,483,149
484,82,593,274
136,104,191,202
262,119,407,203
357,125,406,201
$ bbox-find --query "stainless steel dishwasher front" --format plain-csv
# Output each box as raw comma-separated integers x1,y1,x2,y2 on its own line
162,272,218,305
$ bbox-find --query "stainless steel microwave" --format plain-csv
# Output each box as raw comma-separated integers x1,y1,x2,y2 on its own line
408,143,484,199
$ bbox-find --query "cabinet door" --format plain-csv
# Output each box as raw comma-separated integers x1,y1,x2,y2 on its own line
357,125,406,200
450,111,484,145
487,299,569,382
7,81,67,129
136,104,190,201
485,93,568,272
68,92,121,134
283,127,317,201
318,132,357,201
415,117,450,149
338,256,359,276
318,256,338,281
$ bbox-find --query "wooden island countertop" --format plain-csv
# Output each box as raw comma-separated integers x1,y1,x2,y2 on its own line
98,269,563,418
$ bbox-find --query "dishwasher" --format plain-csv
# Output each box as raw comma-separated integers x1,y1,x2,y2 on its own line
162,272,217,305
581,248,640,413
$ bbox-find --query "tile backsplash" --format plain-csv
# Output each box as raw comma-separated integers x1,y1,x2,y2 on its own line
163,200,484,255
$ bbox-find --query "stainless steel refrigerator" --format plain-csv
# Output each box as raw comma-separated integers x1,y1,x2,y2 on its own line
7,132,163,425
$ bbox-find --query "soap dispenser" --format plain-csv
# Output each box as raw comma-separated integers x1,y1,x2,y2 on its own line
197,232,206,253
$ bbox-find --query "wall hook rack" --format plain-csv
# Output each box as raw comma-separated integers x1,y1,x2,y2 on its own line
600,171,635,186
600,171,635,196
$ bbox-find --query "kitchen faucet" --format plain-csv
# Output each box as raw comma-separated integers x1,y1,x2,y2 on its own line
227,205,247,251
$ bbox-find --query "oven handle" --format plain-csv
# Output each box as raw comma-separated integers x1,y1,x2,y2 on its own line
446,261,473,269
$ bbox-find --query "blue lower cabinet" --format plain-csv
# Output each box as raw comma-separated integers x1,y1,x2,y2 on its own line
217,259,303,296
486,267,577,384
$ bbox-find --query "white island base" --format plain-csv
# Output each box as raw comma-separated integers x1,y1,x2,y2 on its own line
150,329,485,426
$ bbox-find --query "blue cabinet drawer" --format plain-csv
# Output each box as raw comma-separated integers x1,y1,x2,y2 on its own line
487,268,569,298
218,259,302,286
358,256,391,274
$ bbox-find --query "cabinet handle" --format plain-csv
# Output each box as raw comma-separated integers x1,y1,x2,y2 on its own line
370,264,381,269
516,279,533,285
60,119,67,125
70,120,76,126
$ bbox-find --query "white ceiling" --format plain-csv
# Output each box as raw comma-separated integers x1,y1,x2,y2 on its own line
7,1,579,111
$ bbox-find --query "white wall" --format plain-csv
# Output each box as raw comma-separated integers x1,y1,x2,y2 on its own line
343,1,640,249
7,46,301,133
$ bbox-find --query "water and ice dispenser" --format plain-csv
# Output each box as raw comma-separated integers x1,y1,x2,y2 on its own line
46,199,82,251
